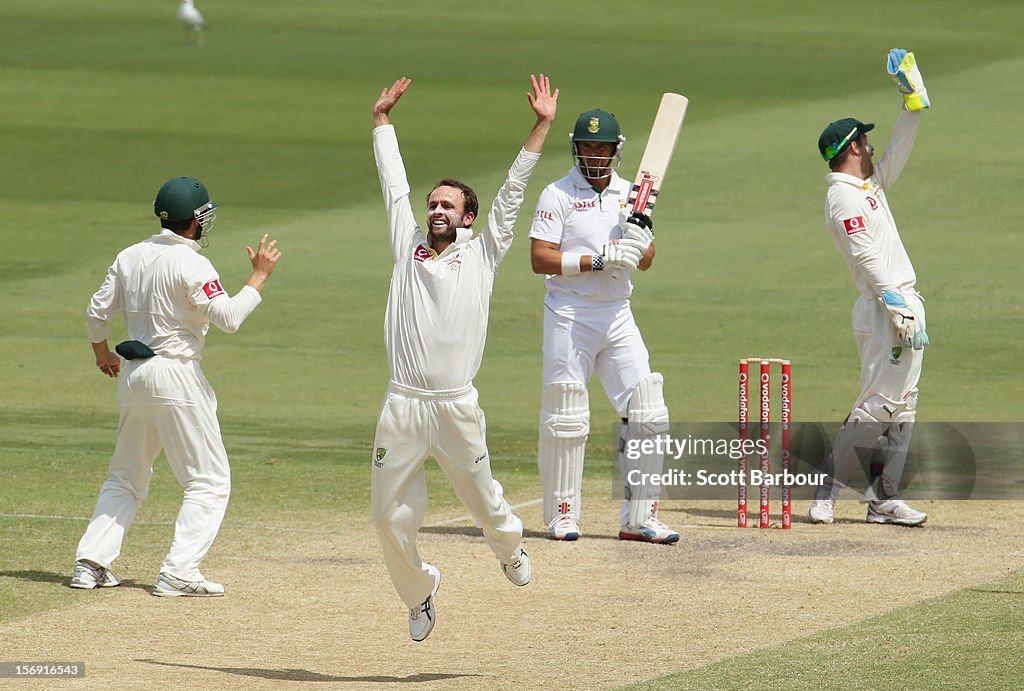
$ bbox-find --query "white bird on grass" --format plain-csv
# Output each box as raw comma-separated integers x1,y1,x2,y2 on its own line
178,0,206,47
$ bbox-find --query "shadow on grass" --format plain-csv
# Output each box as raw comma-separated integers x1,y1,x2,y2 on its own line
136,659,483,683
0,570,151,592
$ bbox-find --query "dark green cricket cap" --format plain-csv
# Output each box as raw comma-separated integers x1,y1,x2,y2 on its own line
818,118,875,161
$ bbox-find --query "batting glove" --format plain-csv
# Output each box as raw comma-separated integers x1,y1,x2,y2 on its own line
594,240,642,272
879,290,929,350
622,212,655,254
887,48,930,111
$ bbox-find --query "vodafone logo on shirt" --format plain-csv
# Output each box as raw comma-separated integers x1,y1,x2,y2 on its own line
842,216,867,235
413,245,432,263
202,279,226,300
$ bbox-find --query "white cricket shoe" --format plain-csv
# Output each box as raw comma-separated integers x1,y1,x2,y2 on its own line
866,499,927,526
153,572,225,597
807,499,836,524
619,515,680,544
548,514,581,541
71,560,121,589
501,547,531,587
409,564,441,642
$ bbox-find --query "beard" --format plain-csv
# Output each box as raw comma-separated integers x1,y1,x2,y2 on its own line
427,210,465,246
430,223,458,244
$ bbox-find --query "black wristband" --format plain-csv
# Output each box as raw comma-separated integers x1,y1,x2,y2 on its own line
591,254,605,271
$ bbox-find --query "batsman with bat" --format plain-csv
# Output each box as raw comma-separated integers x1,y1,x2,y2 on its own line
370,74,557,642
529,101,684,544
808,49,931,526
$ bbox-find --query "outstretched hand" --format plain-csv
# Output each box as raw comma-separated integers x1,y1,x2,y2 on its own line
374,77,412,126
527,73,558,123
244,233,281,293
523,74,558,154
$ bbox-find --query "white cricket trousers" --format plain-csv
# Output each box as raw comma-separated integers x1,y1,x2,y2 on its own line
542,298,652,417
852,293,925,407
371,382,523,609
75,357,231,581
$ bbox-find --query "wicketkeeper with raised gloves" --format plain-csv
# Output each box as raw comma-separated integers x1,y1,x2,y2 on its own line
808,49,931,526
370,75,557,642
529,108,678,544
73,176,281,595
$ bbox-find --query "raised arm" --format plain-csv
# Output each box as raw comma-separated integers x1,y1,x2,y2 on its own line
479,75,558,271
873,109,921,191
372,77,421,262
524,74,558,153
374,77,410,128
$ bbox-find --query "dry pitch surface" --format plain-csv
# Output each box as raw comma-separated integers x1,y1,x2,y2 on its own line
2,489,1021,690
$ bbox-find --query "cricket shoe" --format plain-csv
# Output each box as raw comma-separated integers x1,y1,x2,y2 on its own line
618,516,680,544
409,564,441,642
807,499,836,524
866,499,927,526
153,572,225,597
501,547,531,587
71,560,121,589
548,514,581,541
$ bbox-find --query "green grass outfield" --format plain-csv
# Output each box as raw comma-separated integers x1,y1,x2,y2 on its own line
627,571,1024,690
1,0,1021,686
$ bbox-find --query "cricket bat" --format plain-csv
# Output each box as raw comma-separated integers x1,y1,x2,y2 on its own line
626,92,688,216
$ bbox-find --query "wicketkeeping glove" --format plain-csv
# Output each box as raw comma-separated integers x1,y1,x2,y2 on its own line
879,290,929,350
593,240,642,271
887,48,930,112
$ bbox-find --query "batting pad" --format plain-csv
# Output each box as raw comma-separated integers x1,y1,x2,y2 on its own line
538,382,589,526
622,373,671,528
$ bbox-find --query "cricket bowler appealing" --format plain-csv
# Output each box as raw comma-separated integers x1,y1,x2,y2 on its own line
529,108,679,544
370,75,557,642
808,49,932,526
73,176,281,596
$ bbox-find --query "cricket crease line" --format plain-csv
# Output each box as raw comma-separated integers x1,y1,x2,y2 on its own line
428,498,543,527
0,512,173,525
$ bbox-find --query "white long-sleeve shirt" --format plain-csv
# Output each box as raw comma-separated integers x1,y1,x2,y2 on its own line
85,229,262,360
529,166,633,304
373,124,539,391
825,110,921,298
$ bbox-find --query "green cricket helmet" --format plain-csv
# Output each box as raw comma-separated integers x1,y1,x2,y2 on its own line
153,176,218,240
570,108,625,180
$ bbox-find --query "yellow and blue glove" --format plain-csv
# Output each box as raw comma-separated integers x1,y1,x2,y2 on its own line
880,290,929,350
887,48,930,111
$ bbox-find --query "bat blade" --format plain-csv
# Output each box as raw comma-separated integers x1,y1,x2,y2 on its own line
627,92,688,216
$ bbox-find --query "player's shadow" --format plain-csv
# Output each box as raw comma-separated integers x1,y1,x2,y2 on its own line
421,526,622,540
0,569,151,592
136,659,483,683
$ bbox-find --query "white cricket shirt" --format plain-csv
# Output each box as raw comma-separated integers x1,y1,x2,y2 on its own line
373,124,540,391
86,230,261,360
529,166,633,304
825,110,921,298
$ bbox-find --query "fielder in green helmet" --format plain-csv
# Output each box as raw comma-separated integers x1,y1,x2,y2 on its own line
153,176,218,246
73,176,282,596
